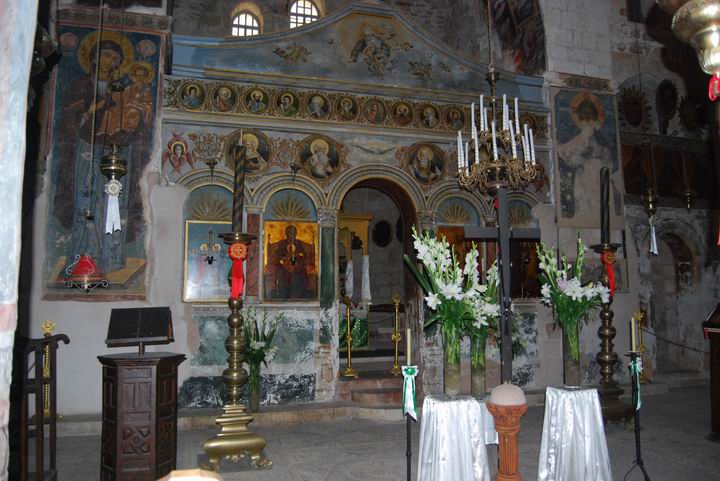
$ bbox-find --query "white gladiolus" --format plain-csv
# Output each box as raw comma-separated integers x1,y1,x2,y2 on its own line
425,293,440,309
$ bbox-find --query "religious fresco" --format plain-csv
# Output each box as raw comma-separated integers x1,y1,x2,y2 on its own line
263,222,319,301
263,189,319,302
275,90,300,117
553,90,624,229
211,84,239,112
223,129,271,175
46,25,162,297
348,22,412,79
164,77,549,136
491,0,546,75
162,132,196,177
178,80,205,110
298,134,346,182
183,221,231,303
621,142,716,200
191,316,229,366
399,143,446,184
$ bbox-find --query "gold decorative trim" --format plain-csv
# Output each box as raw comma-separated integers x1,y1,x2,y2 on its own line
164,76,549,138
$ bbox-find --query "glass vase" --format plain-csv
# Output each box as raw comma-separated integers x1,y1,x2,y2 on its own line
444,360,461,397
562,324,582,387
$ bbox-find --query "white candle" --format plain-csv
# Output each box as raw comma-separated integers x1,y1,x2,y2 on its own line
630,316,637,352
509,122,517,158
522,134,529,163
406,327,412,365
491,120,498,160
474,128,480,166
464,142,470,169
483,108,488,133
472,123,479,147
471,102,476,131
480,95,484,129
523,123,530,162
529,127,536,164
502,94,507,130
457,131,464,170
514,97,520,134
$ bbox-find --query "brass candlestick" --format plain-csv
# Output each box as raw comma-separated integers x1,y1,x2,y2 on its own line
202,141,271,470
342,297,358,378
635,309,653,384
41,320,55,418
591,242,632,422
389,295,402,376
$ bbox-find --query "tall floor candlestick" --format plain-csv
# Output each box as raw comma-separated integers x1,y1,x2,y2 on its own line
600,167,610,244
203,139,271,469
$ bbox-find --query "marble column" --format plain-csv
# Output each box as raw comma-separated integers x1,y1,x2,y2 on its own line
318,208,338,309
0,2,39,479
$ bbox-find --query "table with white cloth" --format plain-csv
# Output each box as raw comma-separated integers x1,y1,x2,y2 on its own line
417,395,497,481
537,386,614,481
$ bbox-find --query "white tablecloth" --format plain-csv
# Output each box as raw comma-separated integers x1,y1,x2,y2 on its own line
537,387,613,481
417,395,496,481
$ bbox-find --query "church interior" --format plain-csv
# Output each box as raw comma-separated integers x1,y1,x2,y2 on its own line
3,0,720,479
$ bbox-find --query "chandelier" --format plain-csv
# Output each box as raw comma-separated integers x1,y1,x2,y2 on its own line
456,88,538,192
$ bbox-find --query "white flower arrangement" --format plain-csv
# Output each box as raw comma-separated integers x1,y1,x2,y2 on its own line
405,228,500,365
242,308,282,395
536,238,610,360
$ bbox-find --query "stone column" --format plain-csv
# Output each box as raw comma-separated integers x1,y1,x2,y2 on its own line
0,2,40,479
318,208,338,309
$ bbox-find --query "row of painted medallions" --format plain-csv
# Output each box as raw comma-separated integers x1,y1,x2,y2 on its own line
163,129,453,186
163,77,549,138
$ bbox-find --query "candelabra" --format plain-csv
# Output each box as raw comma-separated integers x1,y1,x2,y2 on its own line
455,67,539,382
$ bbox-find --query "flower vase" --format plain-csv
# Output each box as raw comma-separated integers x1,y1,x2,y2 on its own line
471,364,486,398
562,324,582,387
249,388,261,413
444,360,461,397
470,337,486,398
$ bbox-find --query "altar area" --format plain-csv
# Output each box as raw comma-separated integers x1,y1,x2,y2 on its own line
45,385,717,481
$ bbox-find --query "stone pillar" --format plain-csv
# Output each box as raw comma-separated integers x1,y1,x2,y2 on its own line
318,208,337,309
0,2,40,479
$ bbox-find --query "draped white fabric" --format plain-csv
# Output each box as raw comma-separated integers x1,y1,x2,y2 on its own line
361,254,371,304
417,396,494,481
105,193,121,234
537,387,613,481
344,259,353,299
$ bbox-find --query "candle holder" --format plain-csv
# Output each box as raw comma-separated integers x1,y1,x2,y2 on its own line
590,242,632,422
341,296,358,378
389,294,402,376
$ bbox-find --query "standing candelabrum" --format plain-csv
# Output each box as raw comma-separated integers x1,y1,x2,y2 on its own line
342,296,358,378
455,71,539,382
390,294,402,376
591,167,632,422
202,136,272,470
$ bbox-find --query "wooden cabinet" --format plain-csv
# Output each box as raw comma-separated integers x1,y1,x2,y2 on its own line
98,353,185,481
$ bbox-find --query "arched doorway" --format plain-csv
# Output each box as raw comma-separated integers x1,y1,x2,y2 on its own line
337,178,420,389
649,232,696,374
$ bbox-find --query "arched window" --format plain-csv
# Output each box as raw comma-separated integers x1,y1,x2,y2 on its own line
232,11,261,37
289,0,320,28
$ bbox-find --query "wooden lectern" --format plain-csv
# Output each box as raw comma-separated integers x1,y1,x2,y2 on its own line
703,303,720,436
99,308,185,481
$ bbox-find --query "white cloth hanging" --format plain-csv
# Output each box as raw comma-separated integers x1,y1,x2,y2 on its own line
344,258,354,300
649,215,658,256
104,180,122,234
537,387,613,481
361,254,371,305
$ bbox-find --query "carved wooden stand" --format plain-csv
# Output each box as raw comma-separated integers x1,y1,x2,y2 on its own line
486,403,528,481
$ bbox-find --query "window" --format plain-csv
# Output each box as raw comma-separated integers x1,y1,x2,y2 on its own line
290,0,320,28
232,11,260,37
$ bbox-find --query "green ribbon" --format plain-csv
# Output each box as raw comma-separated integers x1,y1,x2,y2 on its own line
630,357,642,411
402,365,418,421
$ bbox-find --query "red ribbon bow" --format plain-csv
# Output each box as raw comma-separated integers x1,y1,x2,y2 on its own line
600,250,616,299
228,242,248,300
709,74,720,101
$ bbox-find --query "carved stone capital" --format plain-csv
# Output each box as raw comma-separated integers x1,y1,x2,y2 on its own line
417,211,436,232
318,208,338,227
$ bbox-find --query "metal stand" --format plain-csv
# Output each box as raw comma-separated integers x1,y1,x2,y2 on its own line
406,413,413,481
341,297,358,378
390,295,402,376
624,351,651,481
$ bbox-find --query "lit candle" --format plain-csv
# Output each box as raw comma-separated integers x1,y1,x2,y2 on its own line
491,120,498,160
406,327,412,365
471,102,476,132
630,316,637,352
529,127,536,165
514,97,520,134
457,131,464,171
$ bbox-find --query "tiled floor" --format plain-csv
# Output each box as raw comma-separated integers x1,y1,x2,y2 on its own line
50,385,719,480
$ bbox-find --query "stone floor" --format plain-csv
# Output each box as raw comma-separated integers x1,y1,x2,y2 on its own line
50,385,718,481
